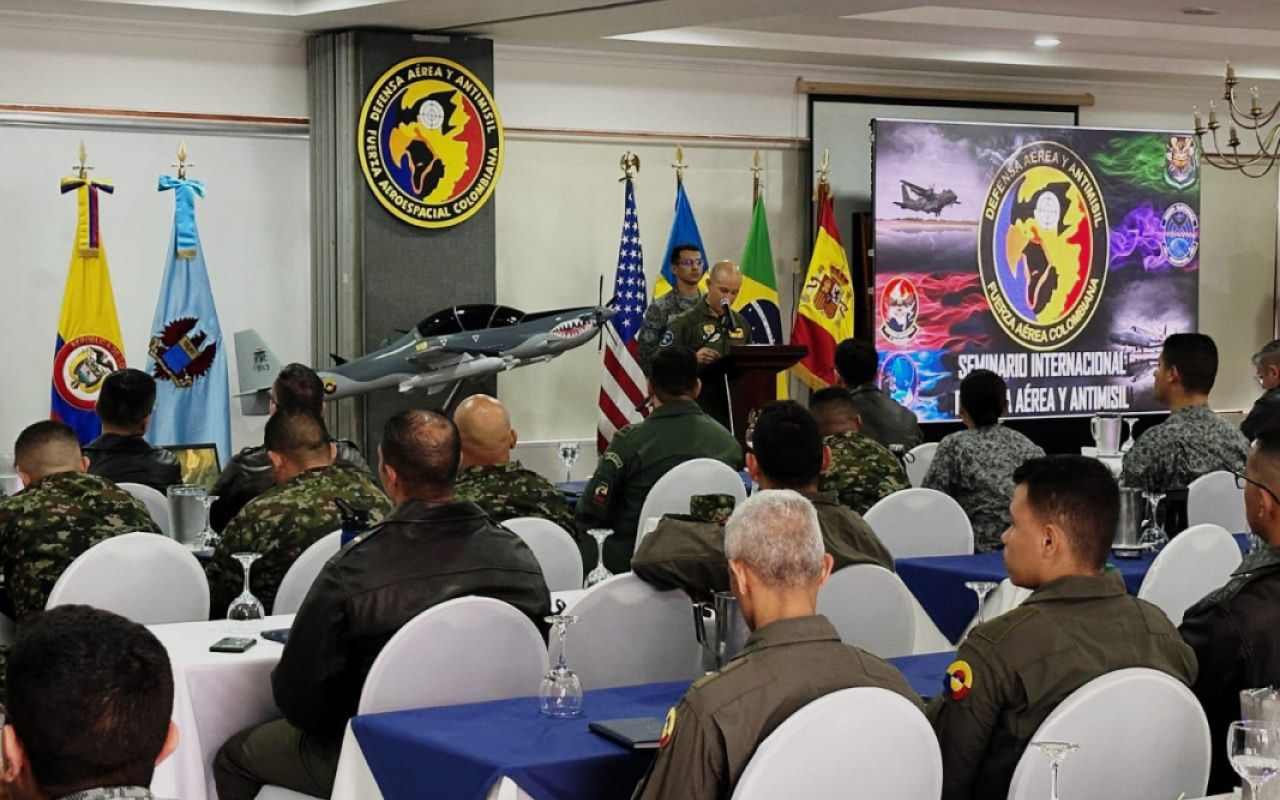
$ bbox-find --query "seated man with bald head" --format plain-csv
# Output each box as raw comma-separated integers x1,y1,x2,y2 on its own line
664,260,751,429
633,490,923,800
453,394,574,532
215,409,551,800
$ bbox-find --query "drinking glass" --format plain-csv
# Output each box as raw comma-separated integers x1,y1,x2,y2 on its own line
964,581,1000,626
558,441,580,483
195,494,221,551
1031,741,1079,800
227,552,265,632
540,614,583,718
585,528,613,587
1231,720,1280,799
1140,491,1167,550
1121,416,1139,452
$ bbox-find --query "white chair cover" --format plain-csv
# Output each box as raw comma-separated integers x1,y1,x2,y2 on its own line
816,564,915,657
272,530,343,615
119,482,172,537
563,573,702,689
502,517,584,592
863,487,975,559
1006,668,1210,800
635,458,746,552
46,532,209,624
1137,523,1241,626
732,688,941,800
905,443,938,488
1187,470,1248,533
359,596,549,715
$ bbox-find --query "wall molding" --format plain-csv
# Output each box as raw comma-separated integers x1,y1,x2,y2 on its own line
0,103,308,138
0,8,304,46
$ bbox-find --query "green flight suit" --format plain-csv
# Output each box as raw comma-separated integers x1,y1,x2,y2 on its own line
663,301,751,430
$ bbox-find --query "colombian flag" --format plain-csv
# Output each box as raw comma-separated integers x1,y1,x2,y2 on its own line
735,194,788,398
792,185,854,389
51,177,126,445
655,182,707,298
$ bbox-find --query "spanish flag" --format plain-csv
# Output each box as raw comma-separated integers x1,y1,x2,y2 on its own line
735,194,788,398
51,177,126,444
792,185,854,389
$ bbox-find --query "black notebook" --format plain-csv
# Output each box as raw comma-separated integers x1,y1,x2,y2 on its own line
589,717,666,750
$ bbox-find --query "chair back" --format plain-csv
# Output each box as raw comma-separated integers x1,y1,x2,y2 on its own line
816,565,914,657
1006,668,1210,800
905,443,938,488
272,530,343,615
119,482,172,537
359,597,549,715
1137,523,1241,626
502,517,584,592
863,488,974,558
46,532,209,623
1187,470,1247,533
636,458,746,552
563,573,701,689
732,688,941,800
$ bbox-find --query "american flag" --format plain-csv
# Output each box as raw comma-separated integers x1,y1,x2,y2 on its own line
597,178,649,452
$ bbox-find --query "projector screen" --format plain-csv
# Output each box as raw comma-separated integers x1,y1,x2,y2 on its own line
872,119,1201,422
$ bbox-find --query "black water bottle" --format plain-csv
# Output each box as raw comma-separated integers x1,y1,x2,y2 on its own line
336,498,373,547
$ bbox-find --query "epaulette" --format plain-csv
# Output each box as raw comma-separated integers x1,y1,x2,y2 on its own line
690,655,747,690
969,604,1041,645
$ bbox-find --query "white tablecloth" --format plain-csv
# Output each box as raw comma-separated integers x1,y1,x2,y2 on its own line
1081,447,1124,477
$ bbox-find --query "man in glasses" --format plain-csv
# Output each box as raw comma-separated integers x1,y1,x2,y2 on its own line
637,243,706,373
1242,339,1280,442
1181,428,1280,794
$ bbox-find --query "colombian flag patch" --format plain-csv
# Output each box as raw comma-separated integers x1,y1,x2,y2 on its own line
659,706,676,748
945,659,973,701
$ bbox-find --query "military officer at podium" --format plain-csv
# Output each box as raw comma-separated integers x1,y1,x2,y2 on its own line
664,261,750,429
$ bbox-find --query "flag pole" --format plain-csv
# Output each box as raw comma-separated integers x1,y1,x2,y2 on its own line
751,149,763,204
74,141,92,179
173,138,194,179
620,151,640,182
672,145,687,186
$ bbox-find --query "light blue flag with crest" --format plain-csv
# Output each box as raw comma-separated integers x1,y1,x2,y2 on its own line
144,175,231,464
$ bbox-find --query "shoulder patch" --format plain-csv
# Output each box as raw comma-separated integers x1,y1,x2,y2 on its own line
602,451,624,469
658,706,677,748
945,659,973,700
660,330,674,347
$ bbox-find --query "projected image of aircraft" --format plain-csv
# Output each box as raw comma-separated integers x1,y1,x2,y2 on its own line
1109,324,1167,383
893,180,960,217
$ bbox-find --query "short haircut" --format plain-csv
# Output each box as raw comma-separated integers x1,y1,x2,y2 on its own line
724,490,825,589
273,363,325,415
1162,332,1219,395
751,401,824,489
1254,340,1280,371
669,244,700,265
960,369,1007,427
1250,427,1280,486
94,369,155,431
809,387,859,419
649,347,698,401
14,421,81,479
380,409,461,494
834,338,878,386
264,409,330,462
8,605,174,797
1013,455,1119,570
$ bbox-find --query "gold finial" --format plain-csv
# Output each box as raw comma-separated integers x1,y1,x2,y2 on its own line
174,138,193,180
814,149,832,201
619,151,640,181
672,145,687,184
751,149,764,202
74,141,92,180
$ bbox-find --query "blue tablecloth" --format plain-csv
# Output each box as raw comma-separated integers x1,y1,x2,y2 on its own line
896,534,1252,645
557,470,754,510
889,651,954,700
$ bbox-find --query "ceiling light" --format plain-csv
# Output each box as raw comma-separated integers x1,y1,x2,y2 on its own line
1182,6,1221,15
1034,36,1061,47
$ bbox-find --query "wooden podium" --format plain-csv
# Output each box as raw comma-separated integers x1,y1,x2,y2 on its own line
699,344,808,452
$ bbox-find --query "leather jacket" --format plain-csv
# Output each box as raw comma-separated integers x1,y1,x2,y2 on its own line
847,383,923,451
1180,546,1280,793
209,439,371,531
271,499,552,740
83,434,182,494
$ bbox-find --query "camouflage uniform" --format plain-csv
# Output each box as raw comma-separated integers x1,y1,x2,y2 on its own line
1122,404,1250,493
454,461,575,533
0,471,158,621
637,289,705,373
205,466,390,617
819,430,910,515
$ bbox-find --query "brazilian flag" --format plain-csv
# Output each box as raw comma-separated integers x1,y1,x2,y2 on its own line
735,195,788,397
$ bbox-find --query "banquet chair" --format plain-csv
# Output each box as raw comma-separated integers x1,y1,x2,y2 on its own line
635,458,747,552
905,442,938,488
563,573,702,689
1137,523,1241,626
118,481,172,537
272,530,342,615
1005,668,1210,800
863,488,974,559
502,517,584,592
1187,470,1247,534
46,532,209,624
731,688,941,800
816,564,914,657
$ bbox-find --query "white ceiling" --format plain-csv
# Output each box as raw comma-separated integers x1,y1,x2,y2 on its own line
3,0,1280,82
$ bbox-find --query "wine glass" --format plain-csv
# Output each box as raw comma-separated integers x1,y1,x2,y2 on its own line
585,528,613,587
540,614,583,718
1120,416,1139,452
1139,491,1167,550
195,494,220,551
227,552,265,632
964,581,1000,626
558,441,580,484
1031,740,1079,800
1230,721,1280,799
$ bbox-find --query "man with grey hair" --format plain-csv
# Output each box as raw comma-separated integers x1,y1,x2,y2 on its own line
633,489,924,800
1244,339,1280,441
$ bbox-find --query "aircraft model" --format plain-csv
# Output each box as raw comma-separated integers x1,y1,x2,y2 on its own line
234,303,614,414
1108,324,1167,383
894,180,960,217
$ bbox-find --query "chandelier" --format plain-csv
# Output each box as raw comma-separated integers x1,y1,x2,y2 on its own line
1194,60,1280,178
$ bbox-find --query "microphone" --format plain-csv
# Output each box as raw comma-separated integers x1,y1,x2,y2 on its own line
719,298,732,330
635,394,652,412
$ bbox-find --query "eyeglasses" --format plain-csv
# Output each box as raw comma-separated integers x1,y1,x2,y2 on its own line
1235,470,1280,506
676,258,704,268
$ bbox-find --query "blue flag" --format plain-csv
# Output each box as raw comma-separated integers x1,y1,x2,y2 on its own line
656,182,707,298
144,176,231,463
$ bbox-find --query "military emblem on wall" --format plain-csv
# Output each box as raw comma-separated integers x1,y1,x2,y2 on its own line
149,318,218,389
